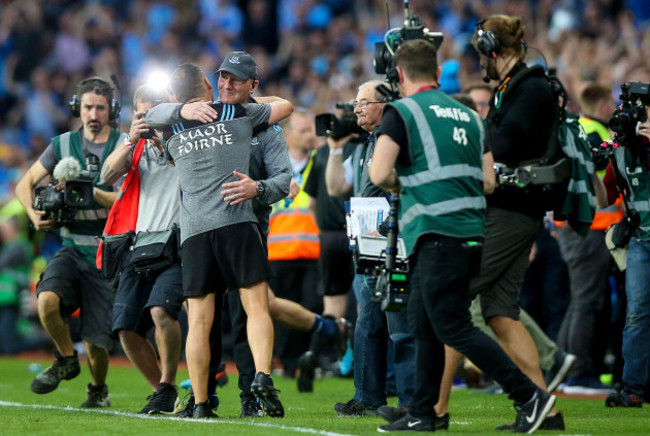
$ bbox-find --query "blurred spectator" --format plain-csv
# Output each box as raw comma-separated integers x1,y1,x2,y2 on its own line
0,214,33,354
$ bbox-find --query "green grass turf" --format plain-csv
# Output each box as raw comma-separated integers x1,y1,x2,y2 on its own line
1,356,649,435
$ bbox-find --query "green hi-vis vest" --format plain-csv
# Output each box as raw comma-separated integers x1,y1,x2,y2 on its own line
391,90,487,256
614,147,650,240
0,236,31,306
52,128,125,264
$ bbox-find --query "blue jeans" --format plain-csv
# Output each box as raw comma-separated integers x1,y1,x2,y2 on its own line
622,238,650,396
352,273,415,407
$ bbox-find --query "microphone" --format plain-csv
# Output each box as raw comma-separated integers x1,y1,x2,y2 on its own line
53,157,81,182
110,74,122,91
482,74,491,83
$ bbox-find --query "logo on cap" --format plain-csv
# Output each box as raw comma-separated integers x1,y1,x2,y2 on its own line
229,56,241,64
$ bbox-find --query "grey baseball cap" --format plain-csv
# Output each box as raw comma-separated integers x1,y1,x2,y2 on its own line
217,51,258,80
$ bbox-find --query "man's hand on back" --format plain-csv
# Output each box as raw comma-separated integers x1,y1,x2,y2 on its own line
180,102,218,123
221,171,257,205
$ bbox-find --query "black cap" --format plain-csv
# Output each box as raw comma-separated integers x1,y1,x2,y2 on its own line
217,51,258,80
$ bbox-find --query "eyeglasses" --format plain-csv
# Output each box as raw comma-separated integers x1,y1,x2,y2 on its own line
352,100,382,109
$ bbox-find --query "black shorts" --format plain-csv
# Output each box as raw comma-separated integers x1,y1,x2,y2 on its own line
318,230,354,296
36,246,114,350
112,255,184,337
182,222,273,298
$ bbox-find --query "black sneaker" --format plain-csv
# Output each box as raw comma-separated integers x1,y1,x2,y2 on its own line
177,392,219,417
251,372,284,417
513,388,556,434
496,411,565,431
297,351,318,393
80,383,110,408
215,362,229,388
377,405,409,423
377,413,435,432
545,351,576,392
177,393,196,418
139,383,181,415
333,399,378,417
241,398,264,418
334,318,353,359
30,351,80,394
606,390,643,408
377,406,450,430
193,401,218,419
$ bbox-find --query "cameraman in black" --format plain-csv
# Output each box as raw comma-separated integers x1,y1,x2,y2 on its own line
326,80,416,417
601,83,650,408
15,77,125,407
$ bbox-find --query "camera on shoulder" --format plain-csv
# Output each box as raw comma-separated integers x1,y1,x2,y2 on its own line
33,154,101,226
609,81,650,145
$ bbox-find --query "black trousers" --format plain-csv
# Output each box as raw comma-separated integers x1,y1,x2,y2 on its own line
227,290,256,401
408,235,537,419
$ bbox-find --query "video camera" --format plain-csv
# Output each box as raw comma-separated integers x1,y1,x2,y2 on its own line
609,82,650,145
353,195,409,312
33,154,100,226
315,101,366,140
373,1,443,100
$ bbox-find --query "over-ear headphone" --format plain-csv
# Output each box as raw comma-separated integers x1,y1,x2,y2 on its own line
475,20,501,59
68,76,121,120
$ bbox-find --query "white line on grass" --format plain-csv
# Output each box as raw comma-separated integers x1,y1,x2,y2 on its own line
0,401,354,436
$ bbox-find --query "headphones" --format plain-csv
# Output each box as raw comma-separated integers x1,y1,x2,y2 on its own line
475,20,501,59
68,76,121,120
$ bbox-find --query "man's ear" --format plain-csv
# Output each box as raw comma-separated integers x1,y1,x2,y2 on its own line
204,76,213,91
436,66,442,84
250,79,259,94
396,66,405,84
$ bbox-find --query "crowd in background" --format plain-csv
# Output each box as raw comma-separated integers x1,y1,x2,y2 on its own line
0,0,649,373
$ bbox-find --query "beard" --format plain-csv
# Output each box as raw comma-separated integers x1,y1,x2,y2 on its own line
86,121,102,133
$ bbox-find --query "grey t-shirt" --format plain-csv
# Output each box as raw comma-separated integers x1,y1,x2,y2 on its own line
39,134,108,174
146,102,271,243
132,141,180,233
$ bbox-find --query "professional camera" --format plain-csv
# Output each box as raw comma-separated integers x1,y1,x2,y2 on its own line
373,1,443,94
352,195,409,312
33,154,100,225
609,81,650,145
315,101,366,140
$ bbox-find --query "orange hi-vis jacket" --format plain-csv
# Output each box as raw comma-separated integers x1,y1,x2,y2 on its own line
95,139,146,269
267,152,320,261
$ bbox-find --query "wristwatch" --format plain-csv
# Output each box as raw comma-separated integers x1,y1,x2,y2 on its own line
256,180,266,198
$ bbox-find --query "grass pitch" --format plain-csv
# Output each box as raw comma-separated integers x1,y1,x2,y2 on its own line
1,356,649,435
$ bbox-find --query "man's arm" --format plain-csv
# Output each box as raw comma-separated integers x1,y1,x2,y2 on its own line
93,189,118,209
369,134,400,191
267,98,294,125
15,161,57,231
325,135,353,196
101,141,133,186
482,151,496,195
146,102,218,128
221,126,291,206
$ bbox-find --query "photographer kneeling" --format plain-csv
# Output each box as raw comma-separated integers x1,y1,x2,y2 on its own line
15,77,125,407
601,82,650,408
